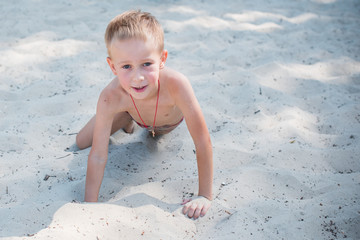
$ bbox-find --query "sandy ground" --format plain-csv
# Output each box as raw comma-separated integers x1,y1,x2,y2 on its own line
1,0,360,239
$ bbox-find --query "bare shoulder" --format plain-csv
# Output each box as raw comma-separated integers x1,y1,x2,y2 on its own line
97,78,127,115
162,67,188,84
161,67,192,96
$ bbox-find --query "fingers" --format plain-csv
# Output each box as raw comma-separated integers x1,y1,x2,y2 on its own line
200,203,211,217
183,203,195,218
182,196,211,219
193,204,204,219
181,201,193,215
182,202,203,219
181,198,192,205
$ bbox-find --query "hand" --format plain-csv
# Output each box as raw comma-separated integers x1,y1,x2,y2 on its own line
182,196,211,219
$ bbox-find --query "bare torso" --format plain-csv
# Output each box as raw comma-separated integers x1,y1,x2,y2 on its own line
105,67,184,132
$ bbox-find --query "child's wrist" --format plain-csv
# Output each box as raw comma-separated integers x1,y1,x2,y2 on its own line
198,194,212,201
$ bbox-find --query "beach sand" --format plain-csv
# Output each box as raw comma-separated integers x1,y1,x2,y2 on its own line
1,0,359,239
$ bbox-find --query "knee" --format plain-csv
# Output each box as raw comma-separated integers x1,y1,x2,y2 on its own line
76,132,90,150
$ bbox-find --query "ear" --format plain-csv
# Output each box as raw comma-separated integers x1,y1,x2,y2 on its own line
106,57,117,75
159,50,168,69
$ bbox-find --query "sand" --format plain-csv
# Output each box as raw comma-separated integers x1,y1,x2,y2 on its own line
1,0,359,239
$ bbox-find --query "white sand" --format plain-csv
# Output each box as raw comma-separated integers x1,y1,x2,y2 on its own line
1,0,360,239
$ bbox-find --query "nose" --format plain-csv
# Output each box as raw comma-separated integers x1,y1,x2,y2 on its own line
133,69,144,83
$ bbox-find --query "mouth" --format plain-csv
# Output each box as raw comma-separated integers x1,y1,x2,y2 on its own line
132,85,148,93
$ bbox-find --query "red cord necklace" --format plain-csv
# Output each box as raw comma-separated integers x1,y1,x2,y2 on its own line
130,79,160,137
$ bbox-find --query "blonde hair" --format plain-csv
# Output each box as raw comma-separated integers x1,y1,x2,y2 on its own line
105,10,164,56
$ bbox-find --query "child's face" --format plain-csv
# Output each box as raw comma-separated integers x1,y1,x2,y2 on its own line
107,38,167,100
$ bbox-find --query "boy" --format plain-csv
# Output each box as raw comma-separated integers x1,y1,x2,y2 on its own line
76,10,213,220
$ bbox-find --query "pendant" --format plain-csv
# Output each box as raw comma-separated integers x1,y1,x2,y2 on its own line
152,130,155,137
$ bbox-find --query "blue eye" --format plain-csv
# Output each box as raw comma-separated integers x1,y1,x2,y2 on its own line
122,65,131,69
143,62,151,67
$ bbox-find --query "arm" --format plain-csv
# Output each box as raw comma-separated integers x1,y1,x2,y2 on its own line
185,104,213,200
169,72,213,217
84,91,116,202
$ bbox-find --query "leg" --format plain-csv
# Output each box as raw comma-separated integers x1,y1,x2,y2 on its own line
76,112,134,150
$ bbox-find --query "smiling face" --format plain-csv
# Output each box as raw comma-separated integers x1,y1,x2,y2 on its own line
107,38,167,100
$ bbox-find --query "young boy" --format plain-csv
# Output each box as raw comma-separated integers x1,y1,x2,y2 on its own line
76,10,213,220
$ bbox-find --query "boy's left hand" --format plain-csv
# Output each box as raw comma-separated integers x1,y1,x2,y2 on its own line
182,196,211,219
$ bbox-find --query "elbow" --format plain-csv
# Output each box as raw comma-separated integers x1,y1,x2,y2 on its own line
195,130,212,146
88,151,107,166
194,134,212,153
